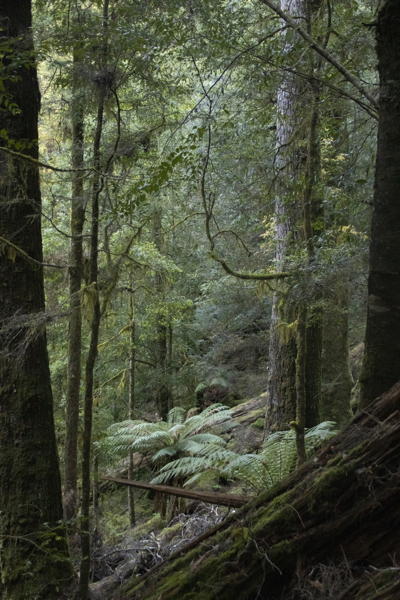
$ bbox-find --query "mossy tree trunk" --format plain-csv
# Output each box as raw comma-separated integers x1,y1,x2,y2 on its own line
267,0,322,431
266,0,307,430
116,382,400,600
64,20,87,523
359,0,400,406
0,1,73,597
321,109,352,427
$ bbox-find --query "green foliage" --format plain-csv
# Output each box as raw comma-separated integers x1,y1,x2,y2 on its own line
151,421,338,492
100,404,232,471
34,0,374,538
221,421,339,492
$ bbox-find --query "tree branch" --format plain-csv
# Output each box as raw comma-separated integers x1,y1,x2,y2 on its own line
0,234,66,269
0,146,93,173
211,252,290,281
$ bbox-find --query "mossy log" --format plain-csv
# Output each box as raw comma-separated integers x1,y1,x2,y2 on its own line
113,383,400,600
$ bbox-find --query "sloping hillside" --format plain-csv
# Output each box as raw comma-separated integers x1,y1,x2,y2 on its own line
112,384,400,600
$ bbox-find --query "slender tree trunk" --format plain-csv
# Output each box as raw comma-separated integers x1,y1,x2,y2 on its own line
64,35,86,523
93,454,101,535
295,307,307,464
0,2,73,597
303,53,323,427
128,295,136,527
359,0,400,406
153,209,171,420
78,1,109,596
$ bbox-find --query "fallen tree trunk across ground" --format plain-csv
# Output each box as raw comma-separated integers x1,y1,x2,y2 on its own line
102,477,250,508
112,383,400,600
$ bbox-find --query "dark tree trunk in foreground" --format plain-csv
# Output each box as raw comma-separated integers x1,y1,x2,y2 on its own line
360,0,400,406
322,281,352,426
115,382,400,600
0,2,72,598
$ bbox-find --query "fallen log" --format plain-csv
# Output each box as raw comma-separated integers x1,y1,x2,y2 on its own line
112,382,400,600
101,476,250,508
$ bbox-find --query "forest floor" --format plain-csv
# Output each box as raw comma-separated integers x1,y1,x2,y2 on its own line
90,386,400,599
89,394,266,599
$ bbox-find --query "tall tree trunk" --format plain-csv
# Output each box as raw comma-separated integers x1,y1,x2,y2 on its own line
153,208,171,420
294,306,307,464
128,294,136,527
303,48,323,427
78,1,109,596
359,0,400,406
321,110,352,426
64,31,86,523
266,0,308,430
267,0,324,431
0,1,73,597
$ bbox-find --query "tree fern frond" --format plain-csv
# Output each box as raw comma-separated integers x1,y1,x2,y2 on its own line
167,406,186,424
221,454,271,491
152,447,179,463
151,456,211,484
186,433,227,446
130,430,174,452
183,471,220,489
183,405,232,436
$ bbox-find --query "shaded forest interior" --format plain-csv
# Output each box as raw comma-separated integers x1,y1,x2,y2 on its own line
1,1,400,599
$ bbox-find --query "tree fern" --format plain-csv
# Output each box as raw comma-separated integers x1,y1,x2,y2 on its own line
221,421,339,493
101,406,337,496
100,404,232,474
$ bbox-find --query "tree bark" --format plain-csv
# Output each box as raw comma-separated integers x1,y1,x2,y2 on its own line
64,30,86,523
267,0,324,430
0,1,73,597
153,208,171,420
359,0,400,406
303,42,323,427
322,281,353,426
266,0,306,431
321,107,352,427
114,381,400,600
128,297,136,527
78,1,109,596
